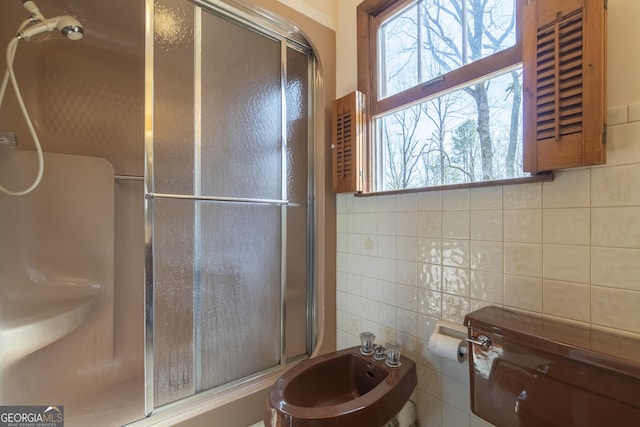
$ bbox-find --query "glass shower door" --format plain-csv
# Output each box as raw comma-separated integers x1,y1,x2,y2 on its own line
146,0,313,412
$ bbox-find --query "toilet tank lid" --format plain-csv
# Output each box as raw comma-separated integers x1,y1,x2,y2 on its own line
464,306,640,380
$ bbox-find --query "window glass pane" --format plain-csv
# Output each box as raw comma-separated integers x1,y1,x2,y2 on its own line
378,0,517,99
376,67,525,190
379,3,419,98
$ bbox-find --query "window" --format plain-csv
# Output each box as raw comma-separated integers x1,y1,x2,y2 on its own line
352,0,607,193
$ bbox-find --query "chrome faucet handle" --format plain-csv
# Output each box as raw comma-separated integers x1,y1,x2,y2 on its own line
373,344,386,360
359,332,376,355
384,342,402,367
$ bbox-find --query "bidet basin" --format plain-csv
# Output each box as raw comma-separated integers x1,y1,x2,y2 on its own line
265,346,417,427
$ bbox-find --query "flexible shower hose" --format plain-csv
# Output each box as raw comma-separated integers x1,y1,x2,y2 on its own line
0,18,45,196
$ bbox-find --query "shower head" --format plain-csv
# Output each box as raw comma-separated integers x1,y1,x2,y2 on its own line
18,15,84,40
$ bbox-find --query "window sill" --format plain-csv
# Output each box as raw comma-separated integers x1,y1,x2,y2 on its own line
354,172,554,197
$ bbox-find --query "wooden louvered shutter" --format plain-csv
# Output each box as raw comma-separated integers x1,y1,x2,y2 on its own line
523,0,606,173
332,91,366,193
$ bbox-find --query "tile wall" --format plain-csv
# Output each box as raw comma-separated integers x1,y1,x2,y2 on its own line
336,106,640,427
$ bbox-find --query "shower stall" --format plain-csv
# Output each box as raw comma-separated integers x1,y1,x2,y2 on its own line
0,0,335,425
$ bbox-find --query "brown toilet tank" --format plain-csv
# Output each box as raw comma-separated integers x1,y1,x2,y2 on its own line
464,306,640,427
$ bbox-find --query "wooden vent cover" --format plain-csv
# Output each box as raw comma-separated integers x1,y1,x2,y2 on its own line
523,0,606,172
332,91,366,193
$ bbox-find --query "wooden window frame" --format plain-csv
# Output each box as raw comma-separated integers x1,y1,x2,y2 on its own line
353,0,606,194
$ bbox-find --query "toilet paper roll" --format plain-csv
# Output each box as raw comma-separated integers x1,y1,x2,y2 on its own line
428,332,467,363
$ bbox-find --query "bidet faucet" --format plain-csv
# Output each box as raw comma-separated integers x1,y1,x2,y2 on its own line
359,332,375,355
385,342,402,367
374,344,386,360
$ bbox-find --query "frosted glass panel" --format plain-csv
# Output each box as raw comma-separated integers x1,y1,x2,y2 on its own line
200,11,282,200
198,203,281,389
286,48,309,204
152,199,195,407
285,205,308,359
153,0,195,195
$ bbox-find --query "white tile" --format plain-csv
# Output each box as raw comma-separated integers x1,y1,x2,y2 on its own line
378,279,397,305
543,169,590,208
443,239,470,268
378,194,397,212
362,297,378,321
504,243,543,277
443,211,470,239
362,275,378,298
543,280,590,323
397,211,418,236
592,207,640,248
591,247,640,291
360,195,379,213
419,237,442,264
346,273,362,295
397,236,418,262
442,188,469,210
543,245,590,283
378,235,397,259
345,195,362,213
362,256,378,279
443,358,470,385
442,376,470,412
397,308,418,336
347,233,361,254
346,253,363,275
470,210,503,241
442,403,470,427
418,315,440,345
418,191,442,211
346,293,362,316
605,120,640,166
441,294,470,323
503,183,542,209
591,164,640,207
592,287,640,334
442,267,470,297
504,275,542,313
377,302,397,329
397,260,418,286
470,186,503,210
470,241,504,273
607,104,628,125
417,365,442,398
543,208,590,246
471,270,503,304
397,193,418,212
397,284,418,311
378,212,397,235
418,289,442,318
336,213,347,233
417,390,443,427
418,263,442,291
337,232,347,253
377,258,396,282
346,213,362,234
344,312,363,336
628,102,640,122
418,211,442,238
361,212,378,234
504,209,542,243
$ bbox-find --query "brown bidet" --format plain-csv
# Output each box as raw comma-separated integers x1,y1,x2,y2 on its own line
265,346,417,427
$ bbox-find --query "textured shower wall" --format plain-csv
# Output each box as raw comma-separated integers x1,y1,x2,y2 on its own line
0,0,145,424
